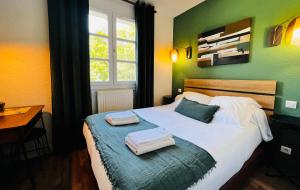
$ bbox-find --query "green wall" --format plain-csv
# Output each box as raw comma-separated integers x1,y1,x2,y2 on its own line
173,0,300,117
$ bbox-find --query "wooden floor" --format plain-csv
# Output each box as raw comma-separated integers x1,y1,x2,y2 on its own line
242,167,300,190
0,149,299,190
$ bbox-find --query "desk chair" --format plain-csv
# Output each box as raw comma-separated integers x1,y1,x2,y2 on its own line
25,112,51,159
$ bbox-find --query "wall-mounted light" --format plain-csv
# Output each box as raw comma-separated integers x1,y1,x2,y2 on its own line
169,49,179,63
186,46,192,59
270,15,300,46
286,16,300,46
169,46,192,63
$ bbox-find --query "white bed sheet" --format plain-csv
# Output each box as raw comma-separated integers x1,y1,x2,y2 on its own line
83,105,263,190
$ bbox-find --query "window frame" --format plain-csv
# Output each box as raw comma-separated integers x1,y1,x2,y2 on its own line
89,10,113,85
114,15,137,84
89,9,137,88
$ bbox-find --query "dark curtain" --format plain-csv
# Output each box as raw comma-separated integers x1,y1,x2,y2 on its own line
135,2,155,108
47,0,92,152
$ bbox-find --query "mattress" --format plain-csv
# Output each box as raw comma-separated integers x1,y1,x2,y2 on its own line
83,105,263,190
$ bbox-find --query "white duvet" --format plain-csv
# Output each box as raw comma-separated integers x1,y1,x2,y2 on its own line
83,104,268,190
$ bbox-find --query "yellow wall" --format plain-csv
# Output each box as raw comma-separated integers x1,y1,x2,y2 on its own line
0,0,51,112
0,44,51,112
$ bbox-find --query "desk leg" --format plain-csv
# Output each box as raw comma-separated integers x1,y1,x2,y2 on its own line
41,116,51,154
18,134,36,190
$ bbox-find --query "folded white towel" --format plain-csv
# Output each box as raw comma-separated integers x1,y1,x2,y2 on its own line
127,127,173,146
105,111,136,120
125,128,175,155
125,136,175,155
105,111,139,126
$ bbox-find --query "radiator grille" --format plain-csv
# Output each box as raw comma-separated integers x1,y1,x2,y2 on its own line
97,89,134,113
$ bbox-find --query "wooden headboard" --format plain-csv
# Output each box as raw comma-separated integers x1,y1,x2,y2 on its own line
184,79,277,116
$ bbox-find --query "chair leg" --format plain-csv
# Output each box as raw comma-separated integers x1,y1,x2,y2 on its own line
41,116,51,154
38,138,43,157
38,135,45,155
34,139,42,159
44,135,51,155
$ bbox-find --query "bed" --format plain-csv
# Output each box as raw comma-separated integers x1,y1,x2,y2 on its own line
83,79,277,190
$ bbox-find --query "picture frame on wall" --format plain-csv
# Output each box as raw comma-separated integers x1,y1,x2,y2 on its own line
197,18,252,67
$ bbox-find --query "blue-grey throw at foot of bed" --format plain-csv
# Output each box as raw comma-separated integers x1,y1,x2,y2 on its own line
85,113,216,190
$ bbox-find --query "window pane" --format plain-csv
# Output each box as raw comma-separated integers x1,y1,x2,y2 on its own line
117,41,135,61
90,60,109,82
117,18,136,41
89,12,108,36
117,62,136,81
89,36,109,59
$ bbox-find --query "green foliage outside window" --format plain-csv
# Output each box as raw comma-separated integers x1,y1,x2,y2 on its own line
90,36,108,59
117,62,136,81
89,18,136,82
90,60,109,82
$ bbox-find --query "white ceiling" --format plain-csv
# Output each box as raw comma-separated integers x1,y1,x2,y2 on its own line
146,0,206,18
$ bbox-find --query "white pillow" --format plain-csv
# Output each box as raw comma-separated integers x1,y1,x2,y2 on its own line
209,96,262,126
182,91,212,105
250,108,273,142
209,96,262,109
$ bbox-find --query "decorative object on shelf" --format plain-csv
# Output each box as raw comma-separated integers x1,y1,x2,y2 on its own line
169,46,193,63
0,102,5,112
197,18,252,67
0,106,31,117
270,16,300,46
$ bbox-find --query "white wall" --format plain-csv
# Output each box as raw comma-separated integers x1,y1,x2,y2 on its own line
150,0,206,105
153,13,173,105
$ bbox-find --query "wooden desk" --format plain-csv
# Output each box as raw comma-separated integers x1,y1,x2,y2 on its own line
0,105,44,129
0,105,44,144
0,105,44,190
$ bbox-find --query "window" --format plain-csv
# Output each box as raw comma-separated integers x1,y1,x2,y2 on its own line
89,12,110,82
89,11,136,85
116,18,136,81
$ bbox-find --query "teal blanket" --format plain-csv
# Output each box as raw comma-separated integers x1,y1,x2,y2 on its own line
85,113,216,190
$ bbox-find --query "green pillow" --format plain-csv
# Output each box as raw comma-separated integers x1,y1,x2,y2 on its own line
175,98,220,123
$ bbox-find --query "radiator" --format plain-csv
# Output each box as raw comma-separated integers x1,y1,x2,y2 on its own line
97,88,134,113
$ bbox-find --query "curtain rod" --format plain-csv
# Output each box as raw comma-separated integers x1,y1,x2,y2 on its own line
121,0,157,13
